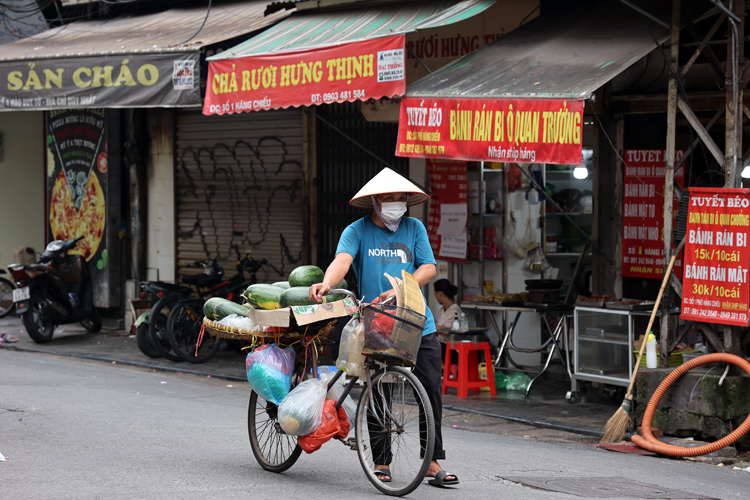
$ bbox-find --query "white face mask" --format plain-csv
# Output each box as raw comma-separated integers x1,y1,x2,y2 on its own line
372,196,408,231
379,201,407,221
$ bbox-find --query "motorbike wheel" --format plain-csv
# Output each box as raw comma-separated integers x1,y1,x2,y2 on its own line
148,295,184,363
80,307,102,333
23,293,56,343
167,298,221,363
136,322,162,359
0,277,15,318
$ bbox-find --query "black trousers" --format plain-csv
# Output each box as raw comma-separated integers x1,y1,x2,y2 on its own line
368,332,446,464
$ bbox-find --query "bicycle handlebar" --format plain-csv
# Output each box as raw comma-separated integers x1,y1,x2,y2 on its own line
321,290,395,308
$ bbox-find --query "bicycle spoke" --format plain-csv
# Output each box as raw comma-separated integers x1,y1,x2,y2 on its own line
356,367,434,496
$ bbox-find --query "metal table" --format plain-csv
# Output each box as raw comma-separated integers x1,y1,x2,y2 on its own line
461,302,573,397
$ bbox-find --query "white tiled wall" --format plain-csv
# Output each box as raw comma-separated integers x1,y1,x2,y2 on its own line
146,110,175,283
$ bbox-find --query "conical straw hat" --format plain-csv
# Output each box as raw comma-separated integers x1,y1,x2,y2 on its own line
350,167,429,209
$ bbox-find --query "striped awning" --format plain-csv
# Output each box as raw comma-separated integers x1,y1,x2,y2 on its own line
203,0,496,115
209,0,496,59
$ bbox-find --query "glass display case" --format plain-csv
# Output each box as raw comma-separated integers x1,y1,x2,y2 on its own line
572,306,662,389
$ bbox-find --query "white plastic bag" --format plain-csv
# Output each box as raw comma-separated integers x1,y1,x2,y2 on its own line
326,372,357,431
278,373,331,436
217,314,260,332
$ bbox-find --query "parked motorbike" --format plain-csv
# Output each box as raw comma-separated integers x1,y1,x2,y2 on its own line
8,237,101,343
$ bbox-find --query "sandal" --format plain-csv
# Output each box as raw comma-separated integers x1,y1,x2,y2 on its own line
428,470,459,487
373,468,392,483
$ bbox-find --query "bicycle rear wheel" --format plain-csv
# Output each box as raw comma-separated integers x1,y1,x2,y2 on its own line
355,366,434,497
248,390,302,473
167,298,221,363
148,296,183,363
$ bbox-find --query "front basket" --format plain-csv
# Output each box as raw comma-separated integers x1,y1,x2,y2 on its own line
361,303,426,366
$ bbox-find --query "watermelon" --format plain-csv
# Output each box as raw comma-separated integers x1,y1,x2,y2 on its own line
272,281,291,289
334,278,348,290
204,297,249,320
318,278,347,302
279,286,316,308
288,265,324,287
244,284,283,310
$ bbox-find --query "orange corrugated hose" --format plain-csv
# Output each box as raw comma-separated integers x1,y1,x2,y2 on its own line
631,353,750,456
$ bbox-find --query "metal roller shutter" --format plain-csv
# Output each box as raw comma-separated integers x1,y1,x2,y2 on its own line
175,109,305,283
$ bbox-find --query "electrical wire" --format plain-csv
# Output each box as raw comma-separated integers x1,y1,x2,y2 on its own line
179,0,212,45
622,52,651,93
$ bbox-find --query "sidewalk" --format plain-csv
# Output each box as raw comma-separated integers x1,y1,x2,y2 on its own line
0,316,617,437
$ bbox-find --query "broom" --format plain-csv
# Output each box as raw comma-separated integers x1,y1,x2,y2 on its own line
600,238,685,443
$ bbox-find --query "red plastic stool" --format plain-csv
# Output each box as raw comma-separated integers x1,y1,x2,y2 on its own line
442,341,496,397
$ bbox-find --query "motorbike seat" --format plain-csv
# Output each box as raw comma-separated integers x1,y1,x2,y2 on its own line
150,281,192,294
182,273,223,288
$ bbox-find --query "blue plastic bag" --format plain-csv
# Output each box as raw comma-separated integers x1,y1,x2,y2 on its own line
246,344,295,405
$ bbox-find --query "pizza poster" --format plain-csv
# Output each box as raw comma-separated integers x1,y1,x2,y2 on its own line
681,188,750,326
622,149,684,279
426,159,467,263
46,109,108,276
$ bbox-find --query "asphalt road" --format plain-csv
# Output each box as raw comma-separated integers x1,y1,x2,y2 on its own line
1,349,748,500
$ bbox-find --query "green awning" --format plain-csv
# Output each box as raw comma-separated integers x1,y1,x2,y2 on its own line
209,0,496,60
405,0,669,100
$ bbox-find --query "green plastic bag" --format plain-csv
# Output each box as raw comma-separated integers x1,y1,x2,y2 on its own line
505,372,532,391
494,371,509,390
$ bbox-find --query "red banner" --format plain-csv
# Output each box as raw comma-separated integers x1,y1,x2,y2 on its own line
395,97,583,164
426,159,467,263
681,188,750,326
622,149,684,280
203,35,405,115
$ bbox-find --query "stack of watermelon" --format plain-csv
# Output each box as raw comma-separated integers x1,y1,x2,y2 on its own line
243,265,348,310
204,265,350,325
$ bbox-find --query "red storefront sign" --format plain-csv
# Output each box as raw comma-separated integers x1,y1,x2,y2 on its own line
203,35,405,115
426,159,467,263
622,149,684,280
395,97,584,164
681,188,750,327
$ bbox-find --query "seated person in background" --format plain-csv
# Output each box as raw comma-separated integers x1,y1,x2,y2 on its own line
434,279,462,367
434,279,461,336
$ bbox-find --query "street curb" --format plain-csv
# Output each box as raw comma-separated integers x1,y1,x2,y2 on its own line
442,403,603,437
0,344,246,382
3,344,602,437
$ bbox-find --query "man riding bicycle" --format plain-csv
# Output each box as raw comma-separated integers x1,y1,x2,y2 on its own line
309,167,459,488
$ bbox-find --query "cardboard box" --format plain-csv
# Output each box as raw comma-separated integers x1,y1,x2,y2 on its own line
247,297,356,328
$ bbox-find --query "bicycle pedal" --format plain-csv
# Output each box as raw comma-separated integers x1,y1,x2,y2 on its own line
344,437,357,450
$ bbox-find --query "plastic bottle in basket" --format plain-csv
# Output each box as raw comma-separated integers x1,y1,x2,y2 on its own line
336,316,356,371
346,319,366,377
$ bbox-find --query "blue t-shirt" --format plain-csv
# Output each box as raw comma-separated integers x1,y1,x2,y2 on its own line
336,216,436,335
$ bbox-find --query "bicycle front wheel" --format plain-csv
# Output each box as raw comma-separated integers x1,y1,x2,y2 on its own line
355,366,435,497
248,390,302,473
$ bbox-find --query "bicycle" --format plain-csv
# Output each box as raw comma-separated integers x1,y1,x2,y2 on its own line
146,260,223,363
205,288,435,497
135,280,194,359
167,254,271,363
